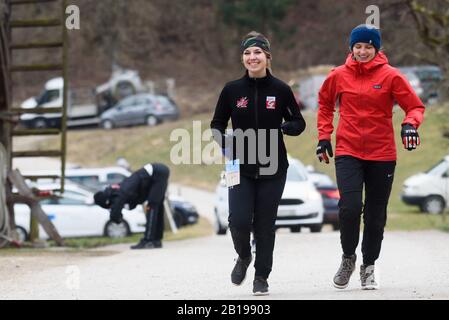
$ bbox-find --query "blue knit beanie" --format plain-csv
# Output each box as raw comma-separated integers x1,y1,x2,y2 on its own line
349,24,381,50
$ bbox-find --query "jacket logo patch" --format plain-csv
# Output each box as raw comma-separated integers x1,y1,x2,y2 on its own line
373,84,382,89
236,97,248,108
266,96,276,109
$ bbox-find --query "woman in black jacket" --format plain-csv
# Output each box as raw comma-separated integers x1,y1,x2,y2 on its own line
210,31,306,296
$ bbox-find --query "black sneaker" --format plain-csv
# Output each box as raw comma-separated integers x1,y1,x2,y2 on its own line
231,255,252,285
253,276,269,296
131,239,163,250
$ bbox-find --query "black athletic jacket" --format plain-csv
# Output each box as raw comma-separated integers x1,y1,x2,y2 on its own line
109,168,153,219
210,70,306,179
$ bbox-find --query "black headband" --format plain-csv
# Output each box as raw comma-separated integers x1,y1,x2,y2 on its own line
241,36,271,53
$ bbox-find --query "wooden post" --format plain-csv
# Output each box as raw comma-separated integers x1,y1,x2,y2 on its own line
163,197,178,234
8,169,64,246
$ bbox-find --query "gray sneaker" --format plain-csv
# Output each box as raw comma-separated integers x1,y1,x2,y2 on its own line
333,254,356,289
360,265,379,290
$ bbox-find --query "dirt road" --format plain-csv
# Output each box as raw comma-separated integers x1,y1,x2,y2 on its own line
1,229,448,300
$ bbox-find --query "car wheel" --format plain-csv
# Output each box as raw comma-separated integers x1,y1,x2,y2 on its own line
310,224,323,233
104,220,130,238
33,118,48,129
421,196,445,214
15,226,28,242
146,115,158,127
290,226,301,233
101,119,114,130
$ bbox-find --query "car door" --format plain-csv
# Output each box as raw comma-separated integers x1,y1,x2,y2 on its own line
133,96,153,124
121,95,148,125
41,191,105,238
114,96,137,126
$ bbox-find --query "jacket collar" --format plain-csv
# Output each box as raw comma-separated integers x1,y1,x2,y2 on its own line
345,51,388,75
243,69,273,86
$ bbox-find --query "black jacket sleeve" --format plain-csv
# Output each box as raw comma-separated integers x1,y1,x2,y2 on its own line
282,87,306,136
210,86,231,148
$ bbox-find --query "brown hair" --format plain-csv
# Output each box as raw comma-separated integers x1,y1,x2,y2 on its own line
241,31,272,72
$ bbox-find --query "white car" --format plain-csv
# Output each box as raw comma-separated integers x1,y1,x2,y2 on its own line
401,155,449,214
14,182,146,241
22,166,132,190
214,158,324,234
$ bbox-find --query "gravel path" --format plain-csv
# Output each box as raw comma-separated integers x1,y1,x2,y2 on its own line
1,230,448,300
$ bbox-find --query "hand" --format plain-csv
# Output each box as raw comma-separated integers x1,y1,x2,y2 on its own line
221,147,232,159
281,122,294,135
401,123,420,151
223,134,234,149
110,212,123,224
316,140,333,164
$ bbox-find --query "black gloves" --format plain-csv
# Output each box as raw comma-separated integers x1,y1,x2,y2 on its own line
281,121,302,136
401,123,420,151
221,134,234,159
316,140,333,164
110,198,124,224
110,211,123,224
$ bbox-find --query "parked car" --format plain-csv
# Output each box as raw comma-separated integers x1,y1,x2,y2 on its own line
22,166,199,228
400,71,424,99
401,155,449,214
14,182,147,241
399,65,443,103
214,158,324,235
100,93,179,129
169,195,199,228
305,166,340,230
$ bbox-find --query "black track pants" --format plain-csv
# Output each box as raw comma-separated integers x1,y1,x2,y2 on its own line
228,173,286,279
145,163,170,242
335,155,396,265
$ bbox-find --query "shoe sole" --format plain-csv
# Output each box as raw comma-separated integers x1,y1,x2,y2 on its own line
333,281,349,289
361,285,379,290
253,291,269,296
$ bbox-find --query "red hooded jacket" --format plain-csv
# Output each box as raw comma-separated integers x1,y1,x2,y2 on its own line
317,52,425,161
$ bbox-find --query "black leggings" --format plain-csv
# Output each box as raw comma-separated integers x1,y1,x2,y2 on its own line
335,155,396,265
146,163,170,241
228,173,286,279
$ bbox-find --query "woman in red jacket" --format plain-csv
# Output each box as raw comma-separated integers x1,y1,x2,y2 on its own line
316,24,425,290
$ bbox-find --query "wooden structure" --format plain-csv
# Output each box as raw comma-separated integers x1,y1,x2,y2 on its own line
0,0,68,247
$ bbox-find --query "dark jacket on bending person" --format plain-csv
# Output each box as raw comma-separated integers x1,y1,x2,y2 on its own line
211,70,306,179
95,163,170,223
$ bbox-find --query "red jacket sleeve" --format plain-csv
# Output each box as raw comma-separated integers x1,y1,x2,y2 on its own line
391,72,425,129
317,70,338,141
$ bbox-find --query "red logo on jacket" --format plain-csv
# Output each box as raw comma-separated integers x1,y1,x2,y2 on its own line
266,96,276,109
236,97,248,108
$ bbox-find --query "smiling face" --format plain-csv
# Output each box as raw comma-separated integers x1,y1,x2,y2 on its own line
242,46,268,78
352,42,376,63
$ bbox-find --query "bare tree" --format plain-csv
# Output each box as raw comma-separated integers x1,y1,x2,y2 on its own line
401,0,449,99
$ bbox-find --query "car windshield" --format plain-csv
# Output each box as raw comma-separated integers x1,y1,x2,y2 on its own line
426,159,449,176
